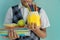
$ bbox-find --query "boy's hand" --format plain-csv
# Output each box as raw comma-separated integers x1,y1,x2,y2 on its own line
3,29,19,40
8,29,19,40
26,23,40,31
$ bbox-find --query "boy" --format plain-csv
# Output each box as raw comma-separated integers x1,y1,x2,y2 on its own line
4,0,50,40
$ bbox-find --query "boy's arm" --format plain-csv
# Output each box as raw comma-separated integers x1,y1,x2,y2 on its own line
32,28,46,38
27,23,46,39
4,7,13,24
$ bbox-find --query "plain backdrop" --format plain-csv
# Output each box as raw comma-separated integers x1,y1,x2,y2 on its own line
0,0,60,40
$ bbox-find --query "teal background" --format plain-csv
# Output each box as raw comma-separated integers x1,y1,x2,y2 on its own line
0,0,60,40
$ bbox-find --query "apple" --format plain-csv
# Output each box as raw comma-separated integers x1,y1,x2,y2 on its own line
17,19,25,27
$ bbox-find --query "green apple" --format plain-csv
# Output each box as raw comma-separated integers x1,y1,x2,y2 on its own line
17,19,25,27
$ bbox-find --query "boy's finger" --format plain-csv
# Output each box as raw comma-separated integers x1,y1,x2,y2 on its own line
15,33,19,39
13,30,19,39
2,36,8,38
34,23,37,29
31,23,34,30
8,29,14,39
13,30,16,39
27,23,31,29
